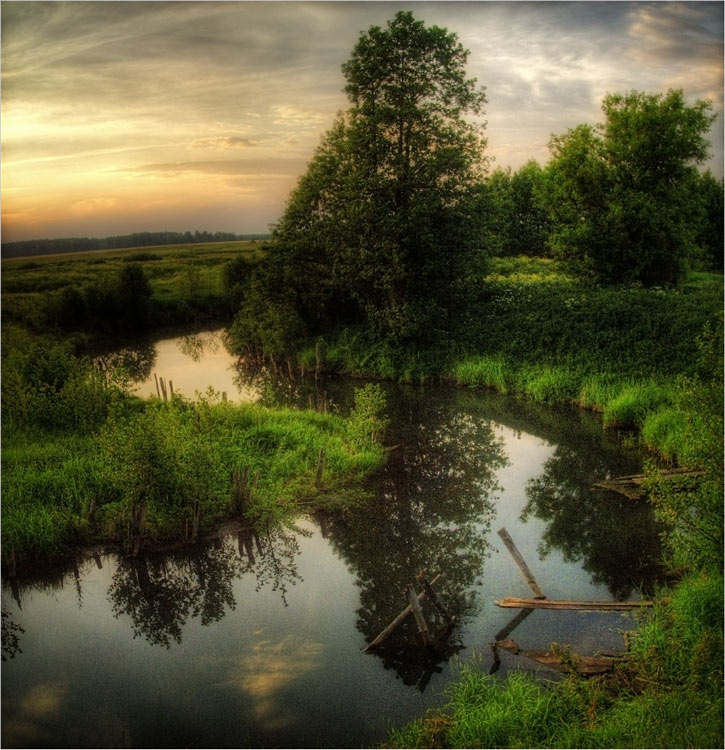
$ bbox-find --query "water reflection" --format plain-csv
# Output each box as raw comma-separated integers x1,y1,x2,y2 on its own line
94,341,156,382
1,609,24,662
322,386,508,684
522,446,664,599
109,539,239,648
178,331,223,362
109,526,305,647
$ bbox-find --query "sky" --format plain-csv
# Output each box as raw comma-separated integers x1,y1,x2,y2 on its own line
1,1,723,242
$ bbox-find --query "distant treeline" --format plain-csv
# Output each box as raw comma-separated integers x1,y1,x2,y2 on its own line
1,230,272,259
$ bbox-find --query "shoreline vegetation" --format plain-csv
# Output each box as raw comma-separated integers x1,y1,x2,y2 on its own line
2,243,722,747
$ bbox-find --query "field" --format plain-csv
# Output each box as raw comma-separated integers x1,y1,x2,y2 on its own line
1,240,263,335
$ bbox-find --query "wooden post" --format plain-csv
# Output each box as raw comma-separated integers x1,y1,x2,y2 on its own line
364,574,441,651
154,373,161,399
222,391,227,402
497,527,546,599
407,585,431,646
169,380,174,396
191,499,200,543
315,339,322,381
315,447,325,488
417,571,455,625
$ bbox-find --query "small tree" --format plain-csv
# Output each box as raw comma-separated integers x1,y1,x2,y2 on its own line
546,90,716,286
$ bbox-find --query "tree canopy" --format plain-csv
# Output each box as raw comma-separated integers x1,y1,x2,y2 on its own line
545,89,716,286
232,11,488,355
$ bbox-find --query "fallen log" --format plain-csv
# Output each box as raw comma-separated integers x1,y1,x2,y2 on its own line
363,573,441,652
496,597,653,610
496,639,621,675
593,469,704,500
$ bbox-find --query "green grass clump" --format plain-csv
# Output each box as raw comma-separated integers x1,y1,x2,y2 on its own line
516,364,582,404
641,407,688,462
453,355,510,393
602,381,672,429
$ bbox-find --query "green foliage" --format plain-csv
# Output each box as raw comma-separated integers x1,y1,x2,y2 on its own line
347,384,389,447
1,328,122,432
236,11,488,354
642,323,723,570
546,90,716,286
482,161,552,257
222,253,257,309
693,170,724,271
602,382,672,429
2,240,264,338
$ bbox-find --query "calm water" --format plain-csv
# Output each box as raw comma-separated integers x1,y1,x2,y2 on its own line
2,330,664,748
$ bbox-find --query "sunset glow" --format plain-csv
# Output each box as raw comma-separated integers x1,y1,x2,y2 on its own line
2,1,722,242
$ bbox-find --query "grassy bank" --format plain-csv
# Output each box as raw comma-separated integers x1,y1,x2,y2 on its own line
387,571,723,748
1,324,385,565
297,258,721,463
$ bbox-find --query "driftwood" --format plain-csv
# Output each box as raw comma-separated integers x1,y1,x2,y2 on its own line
594,469,704,500
497,528,546,599
363,574,441,652
496,639,621,676
407,585,431,646
496,597,653,611
418,572,456,626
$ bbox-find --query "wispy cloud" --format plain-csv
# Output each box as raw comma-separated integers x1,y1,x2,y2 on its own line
2,1,722,241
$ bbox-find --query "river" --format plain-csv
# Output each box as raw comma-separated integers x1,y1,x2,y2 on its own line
1,329,664,748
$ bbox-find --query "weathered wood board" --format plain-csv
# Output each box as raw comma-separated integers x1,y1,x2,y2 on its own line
496,597,653,610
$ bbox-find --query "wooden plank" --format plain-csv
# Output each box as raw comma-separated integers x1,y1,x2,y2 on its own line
363,574,441,652
497,528,546,599
496,597,652,610
407,585,431,646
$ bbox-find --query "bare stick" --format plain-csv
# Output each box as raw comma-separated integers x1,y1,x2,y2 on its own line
497,527,546,599
407,585,431,646
363,574,441,651
417,571,455,625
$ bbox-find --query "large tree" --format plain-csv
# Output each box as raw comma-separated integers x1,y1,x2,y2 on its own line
234,11,488,354
546,90,716,286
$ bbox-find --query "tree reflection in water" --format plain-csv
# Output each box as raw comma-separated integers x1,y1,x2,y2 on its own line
178,331,223,363
522,444,665,600
321,385,508,684
93,341,157,382
108,526,304,648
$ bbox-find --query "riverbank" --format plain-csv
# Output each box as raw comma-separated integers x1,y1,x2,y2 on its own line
372,262,723,748
1,328,386,565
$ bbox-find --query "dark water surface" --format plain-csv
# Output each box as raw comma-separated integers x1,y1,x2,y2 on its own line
2,331,664,748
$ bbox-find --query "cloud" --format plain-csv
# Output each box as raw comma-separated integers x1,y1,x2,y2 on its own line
127,158,303,179
1,1,722,241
